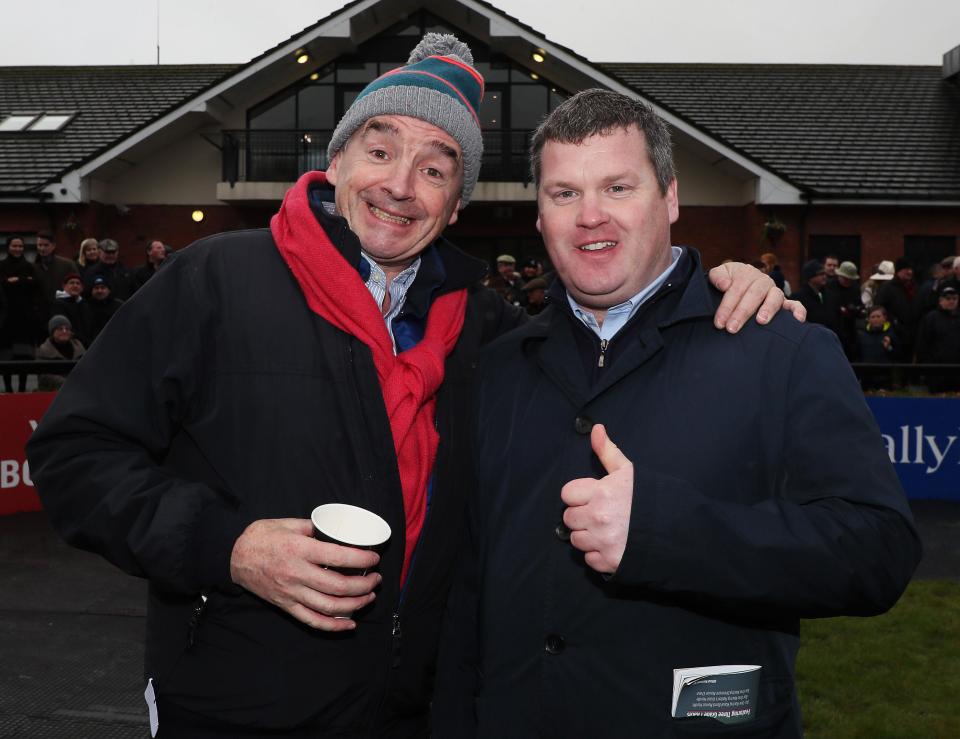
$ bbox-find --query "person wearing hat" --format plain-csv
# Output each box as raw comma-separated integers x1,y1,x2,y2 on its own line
90,238,135,301
521,276,549,316
791,259,835,329
916,283,960,391
489,253,524,305
824,261,864,358
28,32,789,737
84,273,123,345
51,271,92,346
876,257,922,358
861,259,894,309
35,314,85,391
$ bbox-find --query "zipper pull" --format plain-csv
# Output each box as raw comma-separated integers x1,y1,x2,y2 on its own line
598,339,608,368
391,612,403,668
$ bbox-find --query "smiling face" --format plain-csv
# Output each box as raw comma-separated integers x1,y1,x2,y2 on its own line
7,238,24,258
536,125,678,321
83,242,100,262
63,277,83,297
325,115,462,278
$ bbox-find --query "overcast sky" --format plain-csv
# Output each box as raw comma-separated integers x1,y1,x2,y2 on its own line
3,0,958,66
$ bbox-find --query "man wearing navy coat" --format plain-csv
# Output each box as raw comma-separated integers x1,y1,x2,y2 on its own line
434,90,921,738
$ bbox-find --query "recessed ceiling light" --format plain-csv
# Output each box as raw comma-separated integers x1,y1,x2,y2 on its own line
532,49,545,63
295,50,309,64
191,210,205,223
530,73,539,80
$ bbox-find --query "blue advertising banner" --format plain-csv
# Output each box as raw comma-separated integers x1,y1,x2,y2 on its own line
865,397,960,501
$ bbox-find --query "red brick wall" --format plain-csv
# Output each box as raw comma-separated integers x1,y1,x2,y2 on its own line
3,201,958,281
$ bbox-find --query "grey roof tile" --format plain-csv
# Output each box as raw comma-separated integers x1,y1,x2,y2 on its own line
599,62,960,199
0,64,238,193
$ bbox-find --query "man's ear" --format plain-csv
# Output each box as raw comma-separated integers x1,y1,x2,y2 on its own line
447,199,462,227
326,152,340,185
666,178,679,225
535,214,543,234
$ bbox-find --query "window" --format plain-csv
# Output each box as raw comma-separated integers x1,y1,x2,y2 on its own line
29,113,73,131
0,114,38,132
0,112,74,132
808,235,861,273
904,235,957,282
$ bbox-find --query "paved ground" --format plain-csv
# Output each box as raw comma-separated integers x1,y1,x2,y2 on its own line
0,502,957,738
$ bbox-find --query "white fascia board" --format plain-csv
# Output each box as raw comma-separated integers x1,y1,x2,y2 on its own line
40,171,84,203
470,0,804,204
70,0,375,181
807,198,960,207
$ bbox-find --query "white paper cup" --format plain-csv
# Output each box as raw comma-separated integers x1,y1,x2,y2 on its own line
310,503,391,575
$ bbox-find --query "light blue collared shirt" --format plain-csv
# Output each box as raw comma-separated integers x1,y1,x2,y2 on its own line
360,252,420,354
567,246,682,342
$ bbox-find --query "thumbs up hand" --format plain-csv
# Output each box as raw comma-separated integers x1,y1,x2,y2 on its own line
561,424,634,574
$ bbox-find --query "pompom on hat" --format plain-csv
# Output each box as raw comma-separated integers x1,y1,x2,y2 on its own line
327,33,484,206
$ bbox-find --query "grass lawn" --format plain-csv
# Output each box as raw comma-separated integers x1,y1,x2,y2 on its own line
797,579,960,738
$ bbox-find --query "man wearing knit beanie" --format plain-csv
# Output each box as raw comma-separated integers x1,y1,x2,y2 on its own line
30,32,791,737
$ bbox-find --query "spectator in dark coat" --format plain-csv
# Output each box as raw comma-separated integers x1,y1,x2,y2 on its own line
857,305,899,362
90,238,135,301
51,272,91,346
33,233,79,304
35,314,85,391
876,257,920,359
84,274,123,345
824,261,864,359
0,236,44,392
521,277,548,316
131,239,168,293
916,284,960,392
791,259,835,329
77,238,101,281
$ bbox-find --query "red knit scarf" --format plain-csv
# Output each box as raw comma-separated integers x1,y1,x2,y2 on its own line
271,171,467,584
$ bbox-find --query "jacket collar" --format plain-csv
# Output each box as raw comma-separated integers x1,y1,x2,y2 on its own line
538,246,716,340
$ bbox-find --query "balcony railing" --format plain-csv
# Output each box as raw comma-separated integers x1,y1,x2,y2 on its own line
221,129,533,185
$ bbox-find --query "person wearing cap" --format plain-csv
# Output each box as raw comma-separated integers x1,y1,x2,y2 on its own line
824,260,864,359
35,314,85,391
520,257,541,282
916,283,960,391
521,276,548,316
791,259,835,329
489,253,523,305
861,259,894,309
90,238,135,301
28,34,788,737
51,272,92,346
84,273,123,345
876,257,921,358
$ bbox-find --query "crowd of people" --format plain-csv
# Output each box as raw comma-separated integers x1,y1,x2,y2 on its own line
0,234,171,390
776,253,960,390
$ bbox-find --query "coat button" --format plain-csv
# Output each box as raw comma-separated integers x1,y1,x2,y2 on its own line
573,415,593,435
555,523,571,541
544,634,566,655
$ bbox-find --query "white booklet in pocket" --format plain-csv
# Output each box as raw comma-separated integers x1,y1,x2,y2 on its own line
672,664,761,725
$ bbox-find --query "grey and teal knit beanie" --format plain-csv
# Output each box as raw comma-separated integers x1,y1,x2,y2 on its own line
327,33,485,206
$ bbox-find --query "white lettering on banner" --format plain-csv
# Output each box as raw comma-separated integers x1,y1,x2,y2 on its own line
0,460,33,489
881,426,959,475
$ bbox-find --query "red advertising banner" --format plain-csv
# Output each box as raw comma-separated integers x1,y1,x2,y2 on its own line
0,392,56,515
